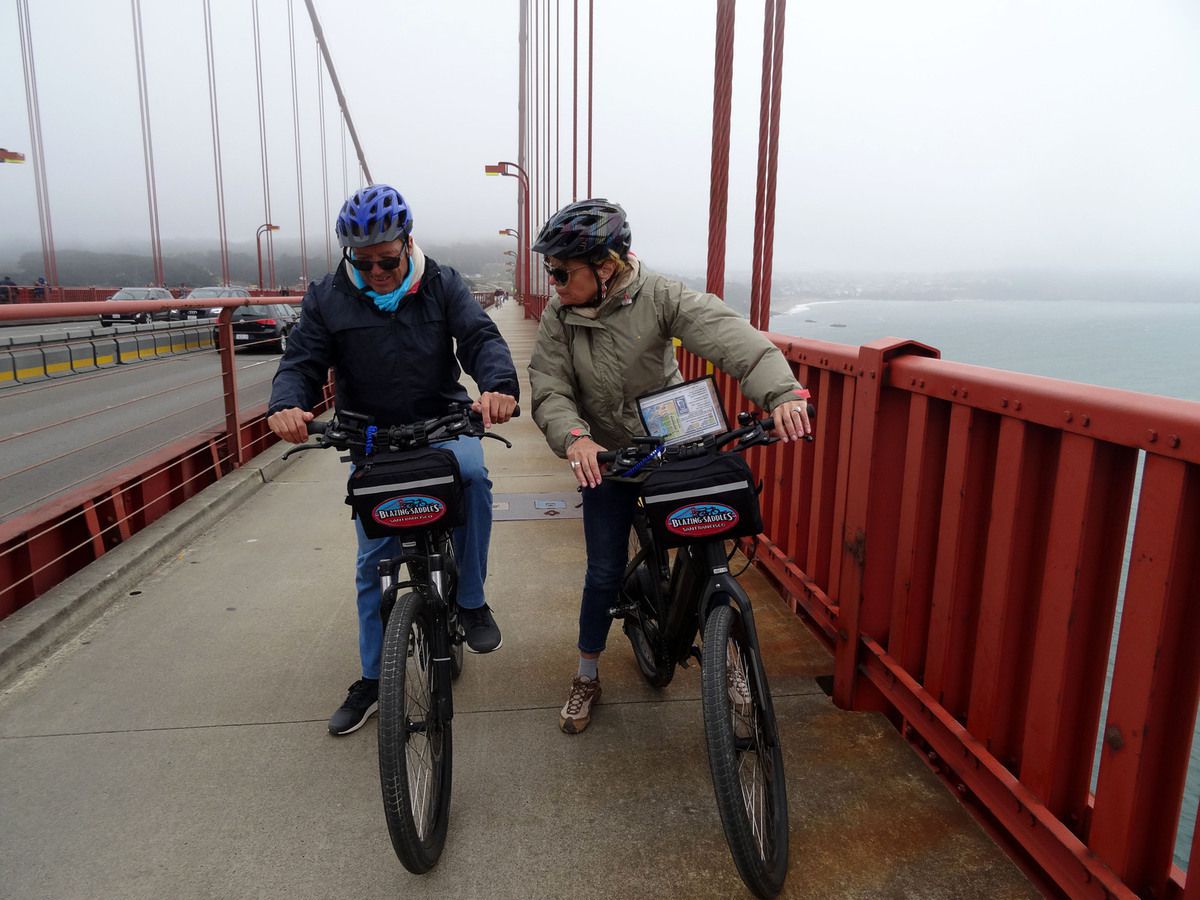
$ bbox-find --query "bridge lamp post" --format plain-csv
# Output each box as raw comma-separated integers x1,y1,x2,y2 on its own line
256,223,280,292
484,163,530,302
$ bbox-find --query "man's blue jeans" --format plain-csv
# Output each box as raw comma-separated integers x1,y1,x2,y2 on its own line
353,435,492,680
578,477,642,654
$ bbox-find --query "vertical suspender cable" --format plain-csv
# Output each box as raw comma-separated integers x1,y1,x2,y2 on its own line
287,0,308,287
532,0,540,280
749,0,775,331
571,0,578,202
758,0,787,332
302,0,372,185
544,0,550,222
15,0,58,287
317,43,332,269
130,0,165,287
518,0,528,300
341,118,349,199
202,0,231,286
708,0,735,298
251,0,276,290
587,0,593,198
554,0,560,210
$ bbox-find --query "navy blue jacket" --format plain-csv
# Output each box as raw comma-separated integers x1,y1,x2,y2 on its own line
269,257,519,426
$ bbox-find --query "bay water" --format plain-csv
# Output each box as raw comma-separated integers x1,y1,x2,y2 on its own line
768,296,1200,869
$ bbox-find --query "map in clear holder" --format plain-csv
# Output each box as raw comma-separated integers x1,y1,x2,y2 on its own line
637,375,729,446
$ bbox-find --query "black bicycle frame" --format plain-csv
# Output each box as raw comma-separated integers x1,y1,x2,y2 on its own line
382,530,456,723
636,525,781,741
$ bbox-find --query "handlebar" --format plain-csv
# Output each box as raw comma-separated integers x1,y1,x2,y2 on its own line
282,402,520,459
597,403,815,476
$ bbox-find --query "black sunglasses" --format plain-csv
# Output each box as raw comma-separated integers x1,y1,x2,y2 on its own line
543,261,589,285
346,251,406,272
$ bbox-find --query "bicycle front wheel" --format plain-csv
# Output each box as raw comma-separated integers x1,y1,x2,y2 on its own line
701,602,789,898
378,591,453,873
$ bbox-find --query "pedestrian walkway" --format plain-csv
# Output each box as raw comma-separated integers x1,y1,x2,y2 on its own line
0,301,1036,899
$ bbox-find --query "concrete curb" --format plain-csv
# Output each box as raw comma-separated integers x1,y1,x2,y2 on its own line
0,440,298,690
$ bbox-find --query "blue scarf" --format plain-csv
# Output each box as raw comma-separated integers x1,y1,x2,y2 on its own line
349,256,416,313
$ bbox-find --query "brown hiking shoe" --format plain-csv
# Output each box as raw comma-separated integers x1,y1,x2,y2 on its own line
559,675,601,734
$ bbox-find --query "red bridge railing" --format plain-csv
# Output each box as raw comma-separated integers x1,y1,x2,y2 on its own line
682,337,1200,900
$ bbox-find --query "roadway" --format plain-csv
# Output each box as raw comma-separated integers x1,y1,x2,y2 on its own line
0,346,278,523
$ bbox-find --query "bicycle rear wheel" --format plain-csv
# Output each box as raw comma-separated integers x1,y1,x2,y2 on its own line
622,523,673,688
378,591,453,873
701,602,789,898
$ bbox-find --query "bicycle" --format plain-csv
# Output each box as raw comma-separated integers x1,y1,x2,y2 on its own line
599,406,813,898
283,403,515,873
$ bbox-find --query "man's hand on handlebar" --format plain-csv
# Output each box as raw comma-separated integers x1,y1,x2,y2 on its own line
472,391,518,428
268,407,315,444
567,435,606,489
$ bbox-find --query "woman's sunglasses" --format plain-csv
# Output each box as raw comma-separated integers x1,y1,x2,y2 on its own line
543,261,589,285
346,252,406,272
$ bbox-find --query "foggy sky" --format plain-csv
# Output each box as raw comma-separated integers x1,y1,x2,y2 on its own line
1,0,1197,278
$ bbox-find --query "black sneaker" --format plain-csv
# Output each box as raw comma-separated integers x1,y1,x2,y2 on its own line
460,604,502,653
327,678,378,735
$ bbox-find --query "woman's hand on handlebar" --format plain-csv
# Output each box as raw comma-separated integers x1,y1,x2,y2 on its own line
567,435,606,489
472,391,519,428
268,407,315,444
771,396,813,443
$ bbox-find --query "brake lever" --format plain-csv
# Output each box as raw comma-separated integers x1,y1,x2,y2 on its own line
482,432,513,448
282,442,321,460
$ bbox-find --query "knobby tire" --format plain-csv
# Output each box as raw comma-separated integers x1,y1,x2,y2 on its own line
701,602,789,898
378,591,453,873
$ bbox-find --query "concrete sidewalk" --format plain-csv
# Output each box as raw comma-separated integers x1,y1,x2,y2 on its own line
0,302,1036,899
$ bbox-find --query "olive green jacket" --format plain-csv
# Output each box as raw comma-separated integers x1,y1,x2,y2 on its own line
528,261,802,457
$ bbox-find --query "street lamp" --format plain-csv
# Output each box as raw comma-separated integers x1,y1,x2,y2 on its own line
484,162,530,303
256,223,280,292
498,228,519,239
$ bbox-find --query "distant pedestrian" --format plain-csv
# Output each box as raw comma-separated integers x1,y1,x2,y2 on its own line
0,275,15,304
32,276,47,300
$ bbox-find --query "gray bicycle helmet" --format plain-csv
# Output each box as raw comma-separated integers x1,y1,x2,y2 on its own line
532,198,631,261
335,184,413,248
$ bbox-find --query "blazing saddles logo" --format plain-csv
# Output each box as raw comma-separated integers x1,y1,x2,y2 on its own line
371,495,447,528
665,502,739,538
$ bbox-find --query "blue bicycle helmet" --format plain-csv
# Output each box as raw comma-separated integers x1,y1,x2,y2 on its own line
335,184,413,248
533,198,631,262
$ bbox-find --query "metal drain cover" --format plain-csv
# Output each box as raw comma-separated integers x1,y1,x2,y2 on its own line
491,491,583,521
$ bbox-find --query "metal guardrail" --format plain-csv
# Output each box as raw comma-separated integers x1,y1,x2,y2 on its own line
680,337,1200,899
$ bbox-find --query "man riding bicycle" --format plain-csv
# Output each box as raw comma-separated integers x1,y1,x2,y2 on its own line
268,184,519,735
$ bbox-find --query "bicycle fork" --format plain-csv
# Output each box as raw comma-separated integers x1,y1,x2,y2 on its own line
691,542,781,742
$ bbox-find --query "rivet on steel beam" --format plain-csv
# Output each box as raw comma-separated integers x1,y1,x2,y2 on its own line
1147,430,1158,443
911,378,917,386
918,380,925,388
1080,415,1090,427
1169,434,1181,448
951,387,959,396
961,389,968,399
837,628,849,641
1105,725,1124,751
1014,401,1022,411
1064,411,1073,423
1000,398,1009,408
870,371,876,380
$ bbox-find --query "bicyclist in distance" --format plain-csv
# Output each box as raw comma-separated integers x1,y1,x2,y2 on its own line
527,198,812,735
267,184,519,736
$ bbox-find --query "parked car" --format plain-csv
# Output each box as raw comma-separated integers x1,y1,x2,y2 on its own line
217,303,299,353
183,285,252,319
98,287,178,326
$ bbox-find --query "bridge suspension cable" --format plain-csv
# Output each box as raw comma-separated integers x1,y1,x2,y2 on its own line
287,0,309,286
16,0,58,287
317,44,332,269
202,0,231,286
130,0,165,288
251,0,277,291
303,0,372,186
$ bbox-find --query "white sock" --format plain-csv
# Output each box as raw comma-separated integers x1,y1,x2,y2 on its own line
578,656,599,681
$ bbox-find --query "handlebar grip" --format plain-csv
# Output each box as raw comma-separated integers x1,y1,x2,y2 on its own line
596,450,616,463
305,420,326,435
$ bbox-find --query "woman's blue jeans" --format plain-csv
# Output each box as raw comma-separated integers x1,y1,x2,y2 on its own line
578,477,642,654
353,435,491,680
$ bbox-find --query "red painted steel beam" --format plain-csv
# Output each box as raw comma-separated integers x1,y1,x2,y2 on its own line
858,635,1136,898
1090,454,1200,896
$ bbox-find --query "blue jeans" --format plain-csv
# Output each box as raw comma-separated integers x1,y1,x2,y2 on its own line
578,477,642,654
353,436,492,680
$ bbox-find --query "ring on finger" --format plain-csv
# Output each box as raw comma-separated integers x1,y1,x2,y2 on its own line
570,460,581,468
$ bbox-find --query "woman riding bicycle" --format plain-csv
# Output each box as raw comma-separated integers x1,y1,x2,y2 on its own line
527,198,812,734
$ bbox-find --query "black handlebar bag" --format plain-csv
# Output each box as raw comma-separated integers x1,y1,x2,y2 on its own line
639,452,763,549
347,446,465,539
